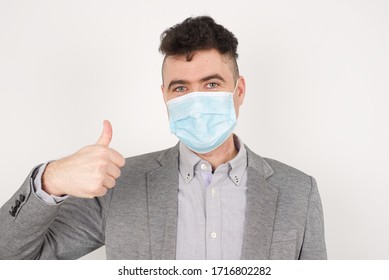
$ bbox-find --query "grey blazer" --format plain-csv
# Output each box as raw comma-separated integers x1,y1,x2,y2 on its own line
0,144,327,259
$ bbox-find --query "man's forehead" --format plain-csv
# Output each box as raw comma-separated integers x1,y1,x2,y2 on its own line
162,49,234,83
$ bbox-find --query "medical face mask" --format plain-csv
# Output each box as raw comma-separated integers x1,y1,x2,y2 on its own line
166,83,238,154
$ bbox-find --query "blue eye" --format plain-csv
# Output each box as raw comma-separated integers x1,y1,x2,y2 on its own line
206,82,219,89
173,86,187,92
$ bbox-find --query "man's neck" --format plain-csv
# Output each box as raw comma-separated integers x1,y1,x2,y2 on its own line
195,135,238,171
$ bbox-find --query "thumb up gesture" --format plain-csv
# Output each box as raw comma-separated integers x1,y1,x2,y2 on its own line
42,120,126,198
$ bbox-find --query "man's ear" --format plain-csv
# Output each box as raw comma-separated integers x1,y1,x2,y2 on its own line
161,84,166,102
233,76,246,119
161,84,170,119
237,76,246,106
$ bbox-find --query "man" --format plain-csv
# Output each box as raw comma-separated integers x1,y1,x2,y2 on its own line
0,16,326,259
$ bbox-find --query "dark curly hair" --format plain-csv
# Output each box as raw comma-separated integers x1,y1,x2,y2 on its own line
159,16,239,78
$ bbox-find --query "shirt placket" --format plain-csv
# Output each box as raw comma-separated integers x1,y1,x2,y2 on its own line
205,169,222,260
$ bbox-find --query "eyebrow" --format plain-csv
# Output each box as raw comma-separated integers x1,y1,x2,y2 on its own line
167,74,226,91
199,74,226,83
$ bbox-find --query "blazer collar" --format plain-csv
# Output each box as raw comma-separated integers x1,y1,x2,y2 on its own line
245,145,274,179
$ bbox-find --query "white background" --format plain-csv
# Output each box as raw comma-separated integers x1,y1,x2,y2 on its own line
0,0,388,259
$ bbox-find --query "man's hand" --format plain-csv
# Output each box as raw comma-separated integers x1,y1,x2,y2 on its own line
42,120,125,198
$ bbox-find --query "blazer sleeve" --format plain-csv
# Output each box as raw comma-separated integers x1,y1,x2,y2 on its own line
0,166,112,259
299,176,327,259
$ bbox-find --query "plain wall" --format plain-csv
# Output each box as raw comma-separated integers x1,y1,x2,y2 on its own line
0,0,388,259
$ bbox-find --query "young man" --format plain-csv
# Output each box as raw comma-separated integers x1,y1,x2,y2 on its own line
0,16,326,259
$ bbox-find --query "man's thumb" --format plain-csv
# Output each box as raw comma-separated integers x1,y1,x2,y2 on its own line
96,120,112,146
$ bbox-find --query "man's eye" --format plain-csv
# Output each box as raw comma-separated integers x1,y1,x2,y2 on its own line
174,86,186,92
206,82,219,89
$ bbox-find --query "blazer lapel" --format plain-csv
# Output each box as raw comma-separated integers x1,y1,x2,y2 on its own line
241,147,278,259
146,145,179,260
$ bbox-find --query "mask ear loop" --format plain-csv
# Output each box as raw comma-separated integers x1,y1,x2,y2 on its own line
232,79,239,96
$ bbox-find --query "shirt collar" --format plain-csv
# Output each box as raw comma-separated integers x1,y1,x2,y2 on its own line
227,135,248,186
179,141,201,183
178,134,248,186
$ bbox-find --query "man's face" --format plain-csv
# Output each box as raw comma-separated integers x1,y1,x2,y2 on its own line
161,49,245,118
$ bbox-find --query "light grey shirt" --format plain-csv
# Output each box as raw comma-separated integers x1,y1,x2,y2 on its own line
33,136,248,260
176,135,248,259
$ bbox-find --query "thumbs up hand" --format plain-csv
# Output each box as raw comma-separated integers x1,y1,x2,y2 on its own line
96,120,113,146
42,120,126,198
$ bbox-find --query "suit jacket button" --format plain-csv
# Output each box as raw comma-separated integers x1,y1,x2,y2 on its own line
19,194,25,202
10,206,17,216
9,210,16,217
15,200,21,207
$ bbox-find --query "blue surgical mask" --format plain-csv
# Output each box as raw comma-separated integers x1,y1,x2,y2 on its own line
166,83,238,154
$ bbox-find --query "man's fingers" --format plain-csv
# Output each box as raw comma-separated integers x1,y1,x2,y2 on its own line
107,162,121,179
103,175,116,189
94,187,108,197
96,120,113,147
109,148,126,168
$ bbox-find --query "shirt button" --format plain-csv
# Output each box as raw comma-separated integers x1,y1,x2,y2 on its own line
200,164,207,170
210,231,217,239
